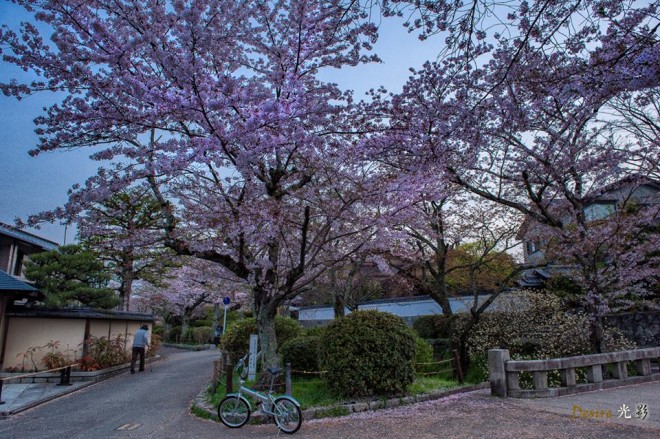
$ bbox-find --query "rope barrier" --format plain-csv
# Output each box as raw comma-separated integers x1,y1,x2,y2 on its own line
416,369,454,376
290,370,327,375
415,359,453,366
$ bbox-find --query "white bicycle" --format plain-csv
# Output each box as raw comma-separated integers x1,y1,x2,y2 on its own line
217,353,302,434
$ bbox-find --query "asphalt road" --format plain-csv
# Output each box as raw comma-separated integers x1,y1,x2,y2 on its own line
1,348,658,439
0,348,231,439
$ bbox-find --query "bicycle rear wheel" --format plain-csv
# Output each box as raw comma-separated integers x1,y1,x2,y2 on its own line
273,396,302,434
218,395,250,428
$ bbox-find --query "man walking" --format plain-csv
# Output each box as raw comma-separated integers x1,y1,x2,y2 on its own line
131,324,150,374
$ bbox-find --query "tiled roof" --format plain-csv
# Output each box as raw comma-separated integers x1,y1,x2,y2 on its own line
7,307,156,322
0,269,38,292
0,222,59,251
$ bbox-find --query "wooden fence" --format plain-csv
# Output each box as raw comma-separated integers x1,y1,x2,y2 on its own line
211,350,464,395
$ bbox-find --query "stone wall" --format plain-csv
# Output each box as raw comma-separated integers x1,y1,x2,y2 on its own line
605,311,660,348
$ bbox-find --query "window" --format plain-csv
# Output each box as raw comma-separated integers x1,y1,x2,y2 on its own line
526,241,542,254
13,249,24,276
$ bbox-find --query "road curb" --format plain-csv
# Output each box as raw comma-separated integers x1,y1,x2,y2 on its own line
192,382,490,424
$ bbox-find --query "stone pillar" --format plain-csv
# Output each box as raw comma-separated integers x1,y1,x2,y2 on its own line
533,371,548,390
587,364,603,383
489,349,510,397
612,361,628,380
561,368,576,387
636,359,651,376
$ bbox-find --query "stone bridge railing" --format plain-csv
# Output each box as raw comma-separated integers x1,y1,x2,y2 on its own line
488,347,660,398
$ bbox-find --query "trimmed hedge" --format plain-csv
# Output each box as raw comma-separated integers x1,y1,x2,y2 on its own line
280,336,321,373
220,317,301,360
319,310,416,398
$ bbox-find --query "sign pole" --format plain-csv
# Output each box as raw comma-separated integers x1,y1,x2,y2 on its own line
222,297,231,334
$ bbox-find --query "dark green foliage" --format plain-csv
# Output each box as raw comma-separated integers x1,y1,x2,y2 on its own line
168,326,182,342
281,336,321,373
302,325,326,338
412,314,455,339
414,336,435,373
221,317,301,360
24,244,119,309
463,355,488,384
547,276,584,309
318,310,416,398
192,326,213,344
412,315,437,338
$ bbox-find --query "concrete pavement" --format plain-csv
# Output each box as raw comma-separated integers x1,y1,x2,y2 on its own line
0,381,93,416
507,381,660,429
0,351,167,417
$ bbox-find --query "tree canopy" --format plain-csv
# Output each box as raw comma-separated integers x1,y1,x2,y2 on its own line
24,244,119,309
3,0,658,359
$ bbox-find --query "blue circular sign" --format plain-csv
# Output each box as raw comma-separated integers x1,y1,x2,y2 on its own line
223,297,231,306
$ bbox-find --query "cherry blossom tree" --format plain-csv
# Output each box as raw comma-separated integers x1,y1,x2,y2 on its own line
137,258,249,336
379,0,660,352
5,0,658,365
1,0,380,367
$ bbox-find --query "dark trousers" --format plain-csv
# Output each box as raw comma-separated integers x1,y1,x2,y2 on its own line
131,346,145,372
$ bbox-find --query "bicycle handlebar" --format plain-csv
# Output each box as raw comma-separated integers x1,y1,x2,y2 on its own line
233,351,262,375
234,353,250,371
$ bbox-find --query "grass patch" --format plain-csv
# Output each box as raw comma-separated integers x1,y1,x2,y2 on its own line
290,377,335,409
209,373,461,411
191,404,215,420
408,375,458,395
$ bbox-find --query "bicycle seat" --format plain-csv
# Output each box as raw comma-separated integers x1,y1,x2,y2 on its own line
267,367,282,375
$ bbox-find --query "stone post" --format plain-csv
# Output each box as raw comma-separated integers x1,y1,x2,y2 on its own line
488,349,510,397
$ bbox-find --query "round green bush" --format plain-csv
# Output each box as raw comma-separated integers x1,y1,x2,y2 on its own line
319,310,416,398
221,317,301,361
280,336,321,373
192,326,213,344
302,325,326,338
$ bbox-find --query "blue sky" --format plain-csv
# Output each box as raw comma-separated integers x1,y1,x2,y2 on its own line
0,3,438,244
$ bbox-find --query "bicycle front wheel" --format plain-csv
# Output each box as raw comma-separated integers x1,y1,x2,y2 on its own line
218,395,250,428
273,396,302,434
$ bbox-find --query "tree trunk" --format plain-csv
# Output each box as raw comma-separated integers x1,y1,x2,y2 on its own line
333,292,345,318
456,314,478,374
181,314,190,342
120,255,135,311
591,315,606,353
122,275,133,311
256,301,279,368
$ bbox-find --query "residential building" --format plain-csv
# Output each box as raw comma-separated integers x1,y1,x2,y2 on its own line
517,175,659,287
0,222,59,279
